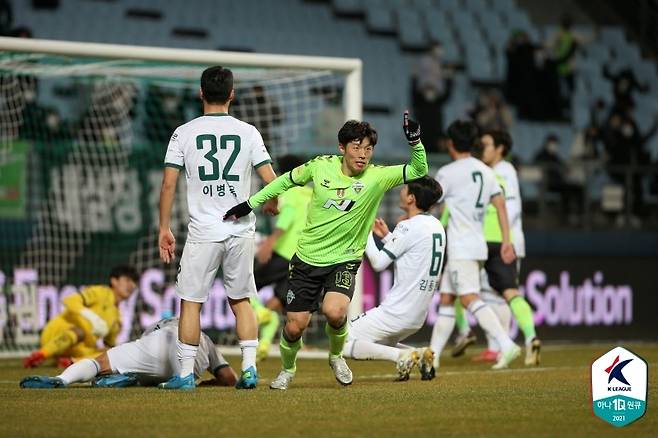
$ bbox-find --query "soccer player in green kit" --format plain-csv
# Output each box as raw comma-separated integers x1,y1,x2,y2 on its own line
224,112,427,389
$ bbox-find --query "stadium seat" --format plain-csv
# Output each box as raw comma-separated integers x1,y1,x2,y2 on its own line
333,0,364,16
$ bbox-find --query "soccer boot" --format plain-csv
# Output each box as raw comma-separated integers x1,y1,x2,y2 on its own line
329,356,353,386
451,330,477,357
256,342,270,362
395,349,420,381
158,373,195,390
93,373,139,388
471,349,499,363
20,376,66,389
524,338,542,366
235,366,258,389
269,370,295,390
23,351,46,369
419,348,436,381
492,344,521,370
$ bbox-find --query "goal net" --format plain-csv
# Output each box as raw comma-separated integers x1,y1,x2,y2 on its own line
0,37,361,355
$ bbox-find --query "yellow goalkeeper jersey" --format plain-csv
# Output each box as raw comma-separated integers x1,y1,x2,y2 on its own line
62,285,122,346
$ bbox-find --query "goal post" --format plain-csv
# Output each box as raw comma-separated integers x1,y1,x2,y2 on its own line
0,37,363,353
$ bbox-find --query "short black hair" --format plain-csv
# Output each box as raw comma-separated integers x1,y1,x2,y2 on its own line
483,129,513,156
338,120,378,147
447,119,478,152
200,66,233,104
277,154,305,174
109,265,139,283
407,176,443,211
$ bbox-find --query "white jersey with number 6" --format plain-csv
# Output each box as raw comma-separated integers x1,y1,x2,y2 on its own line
435,156,501,261
164,113,272,242
365,214,446,330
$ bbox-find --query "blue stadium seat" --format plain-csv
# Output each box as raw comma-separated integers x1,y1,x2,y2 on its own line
333,0,364,15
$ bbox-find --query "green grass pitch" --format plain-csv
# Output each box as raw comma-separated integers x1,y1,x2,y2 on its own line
1,344,655,437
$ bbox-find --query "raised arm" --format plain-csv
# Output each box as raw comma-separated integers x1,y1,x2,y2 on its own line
379,112,428,190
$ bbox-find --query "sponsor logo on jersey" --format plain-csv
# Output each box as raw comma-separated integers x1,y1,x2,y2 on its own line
323,199,355,211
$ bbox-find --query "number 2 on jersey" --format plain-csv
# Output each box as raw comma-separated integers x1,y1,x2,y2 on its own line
196,134,241,181
472,171,484,208
429,233,443,276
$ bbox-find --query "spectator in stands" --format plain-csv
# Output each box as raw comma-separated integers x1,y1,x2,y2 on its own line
412,42,452,152
603,65,649,113
469,89,513,132
534,134,584,224
548,15,579,105
600,110,657,220
232,85,282,148
506,31,560,120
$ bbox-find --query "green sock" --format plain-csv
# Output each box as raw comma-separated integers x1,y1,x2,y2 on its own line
454,300,470,335
325,321,348,359
509,296,537,342
260,310,280,347
279,331,302,373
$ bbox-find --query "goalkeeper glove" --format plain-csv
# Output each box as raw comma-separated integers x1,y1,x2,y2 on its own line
403,111,421,146
223,201,253,221
80,308,109,338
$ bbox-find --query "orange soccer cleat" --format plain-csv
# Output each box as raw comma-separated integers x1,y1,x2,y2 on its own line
23,350,46,368
471,349,499,363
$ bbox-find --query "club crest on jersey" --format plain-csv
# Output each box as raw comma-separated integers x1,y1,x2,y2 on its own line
336,188,345,198
352,181,364,193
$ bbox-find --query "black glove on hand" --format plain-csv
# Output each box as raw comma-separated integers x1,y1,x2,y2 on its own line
403,111,421,146
223,201,252,221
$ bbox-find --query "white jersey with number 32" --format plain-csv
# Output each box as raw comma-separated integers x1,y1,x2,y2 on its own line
435,156,501,261
164,114,272,242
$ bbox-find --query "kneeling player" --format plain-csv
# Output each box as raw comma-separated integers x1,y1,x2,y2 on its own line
342,177,445,381
20,317,237,389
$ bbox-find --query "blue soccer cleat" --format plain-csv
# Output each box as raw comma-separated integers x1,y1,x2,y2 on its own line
93,373,139,388
158,373,195,390
235,366,258,389
20,376,66,389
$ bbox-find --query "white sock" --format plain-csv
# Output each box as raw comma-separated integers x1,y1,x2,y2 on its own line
57,359,99,384
343,339,400,362
239,339,258,371
177,339,198,377
468,300,514,352
482,293,511,352
430,305,456,367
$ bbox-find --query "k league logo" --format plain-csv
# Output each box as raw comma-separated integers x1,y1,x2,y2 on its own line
591,346,647,427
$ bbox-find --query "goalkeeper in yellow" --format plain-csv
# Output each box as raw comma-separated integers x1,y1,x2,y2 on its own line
23,265,139,368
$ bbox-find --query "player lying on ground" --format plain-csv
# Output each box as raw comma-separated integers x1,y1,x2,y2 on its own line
20,317,237,388
251,154,313,362
158,66,278,390
451,130,541,365
224,112,428,389
430,120,521,372
342,176,445,381
24,265,138,369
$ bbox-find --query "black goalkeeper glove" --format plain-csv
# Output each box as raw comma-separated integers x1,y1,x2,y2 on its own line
223,201,252,221
403,111,421,146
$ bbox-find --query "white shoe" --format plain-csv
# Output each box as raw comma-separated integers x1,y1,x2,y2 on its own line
492,344,521,370
329,356,353,386
524,338,541,366
269,370,295,390
395,349,420,381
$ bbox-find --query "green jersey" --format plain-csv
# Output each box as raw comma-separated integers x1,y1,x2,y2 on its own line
273,185,313,261
249,144,428,266
483,174,512,243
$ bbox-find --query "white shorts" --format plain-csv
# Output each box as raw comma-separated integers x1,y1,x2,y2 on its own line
176,237,257,302
107,329,176,378
439,259,482,296
348,307,418,347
